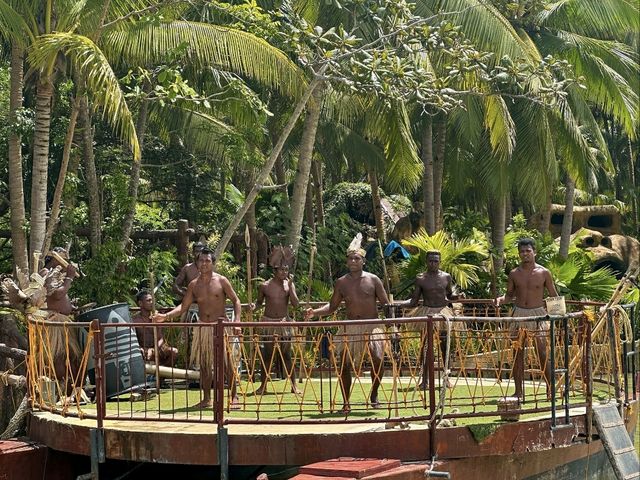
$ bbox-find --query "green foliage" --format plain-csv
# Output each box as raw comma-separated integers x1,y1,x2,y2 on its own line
547,250,617,301
324,182,379,225
443,207,490,239
72,242,178,307
256,190,291,240
400,229,489,289
134,202,171,231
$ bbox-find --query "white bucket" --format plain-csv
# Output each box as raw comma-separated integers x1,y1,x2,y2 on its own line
546,296,566,315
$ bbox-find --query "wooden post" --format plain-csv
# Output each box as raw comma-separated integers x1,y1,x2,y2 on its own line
176,219,189,267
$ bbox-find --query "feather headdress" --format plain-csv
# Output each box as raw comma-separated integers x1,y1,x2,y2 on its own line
269,245,295,268
347,233,366,257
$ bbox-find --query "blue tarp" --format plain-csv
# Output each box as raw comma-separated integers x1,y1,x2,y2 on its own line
383,240,410,259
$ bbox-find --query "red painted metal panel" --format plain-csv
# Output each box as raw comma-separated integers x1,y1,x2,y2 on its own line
0,440,47,480
299,458,401,479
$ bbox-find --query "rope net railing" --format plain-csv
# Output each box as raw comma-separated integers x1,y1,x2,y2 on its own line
25,301,636,425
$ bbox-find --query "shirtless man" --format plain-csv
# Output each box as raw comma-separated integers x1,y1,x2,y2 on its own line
305,240,390,412
173,242,205,300
497,238,558,400
43,247,77,316
133,290,177,368
155,248,242,409
253,260,301,395
402,250,463,387
41,247,81,401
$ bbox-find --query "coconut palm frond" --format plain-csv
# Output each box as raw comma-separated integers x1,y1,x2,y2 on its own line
323,89,367,130
366,101,421,192
28,32,140,160
484,95,516,162
416,0,540,66
565,86,613,168
509,101,557,207
401,229,488,288
535,0,639,39
0,0,34,46
549,97,600,191
448,95,484,149
545,31,639,138
55,0,91,32
102,21,306,100
151,105,266,163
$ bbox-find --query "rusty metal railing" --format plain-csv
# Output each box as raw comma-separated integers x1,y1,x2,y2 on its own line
26,301,637,429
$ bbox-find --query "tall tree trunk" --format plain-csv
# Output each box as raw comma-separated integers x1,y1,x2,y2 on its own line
434,117,446,231
304,178,315,233
285,85,323,254
368,167,386,244
421,118,435,234
219,161,226,200
43,96,81,255
488,194,506,276
29,77,54,260
558,176,575,259
538,193,553,235
245,204,258,281
120,96,150,250
78,94,101,256
505,195,512,231
270,103,290,212
629,139,638,236
7,45,28,273
312,159,325,228
214,76,324,260
59,147,82,236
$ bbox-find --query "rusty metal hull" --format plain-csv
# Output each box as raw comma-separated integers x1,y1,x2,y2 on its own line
26,400,637,479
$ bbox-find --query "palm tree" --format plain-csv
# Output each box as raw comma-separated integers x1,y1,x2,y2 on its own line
416,0,638,272
0,0,143,260
401,229,489,290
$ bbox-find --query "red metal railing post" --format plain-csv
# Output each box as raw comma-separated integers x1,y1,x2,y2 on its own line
427,316,436,459
215,320,225,427
427,316,436,416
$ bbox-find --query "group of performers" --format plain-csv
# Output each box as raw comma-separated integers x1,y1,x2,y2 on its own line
44,235,558,410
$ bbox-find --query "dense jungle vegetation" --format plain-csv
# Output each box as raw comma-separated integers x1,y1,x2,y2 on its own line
0,0,638,307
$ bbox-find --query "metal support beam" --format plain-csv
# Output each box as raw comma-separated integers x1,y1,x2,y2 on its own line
89,427,105,479
218,425,229,480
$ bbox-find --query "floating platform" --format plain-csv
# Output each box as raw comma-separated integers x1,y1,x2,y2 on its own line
26,400,637,479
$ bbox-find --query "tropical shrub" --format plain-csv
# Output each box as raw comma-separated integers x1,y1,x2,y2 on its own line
400,229,489,291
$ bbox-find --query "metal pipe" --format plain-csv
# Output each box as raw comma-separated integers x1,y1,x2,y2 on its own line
218,425,229,480
424,471,450,478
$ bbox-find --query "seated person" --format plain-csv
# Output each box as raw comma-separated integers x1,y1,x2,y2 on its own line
133,290,177,367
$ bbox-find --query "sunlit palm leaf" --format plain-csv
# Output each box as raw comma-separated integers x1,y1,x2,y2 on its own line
101,21,306,100
401,229,488,288
28,32,140,160
535,0,639,39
